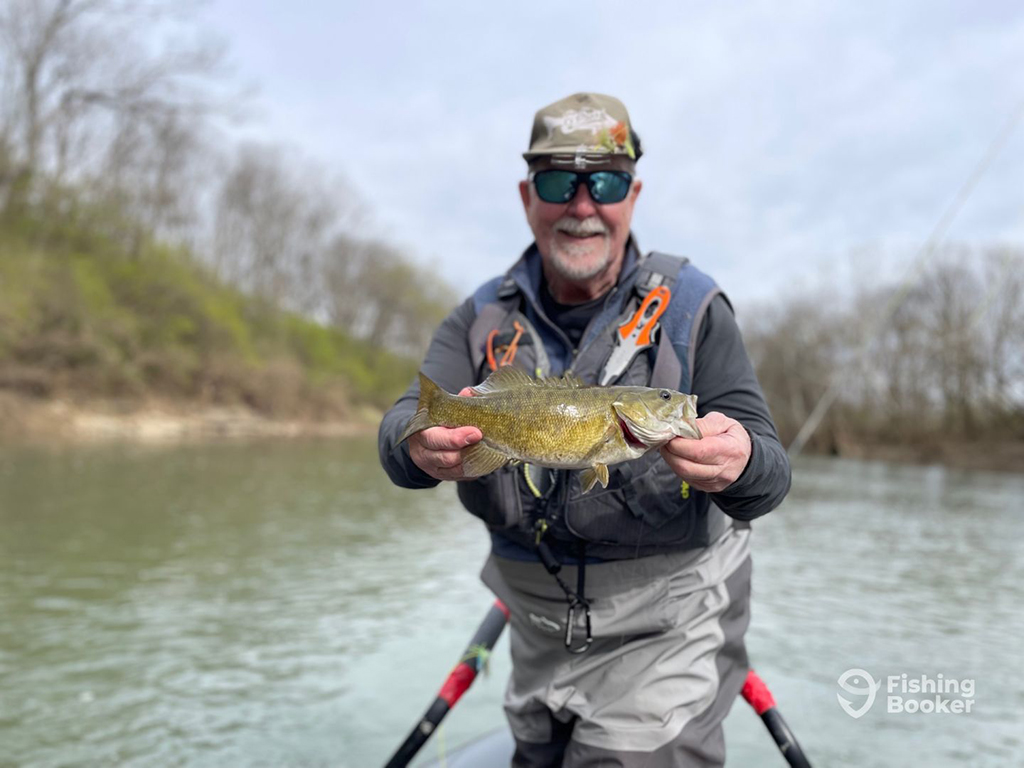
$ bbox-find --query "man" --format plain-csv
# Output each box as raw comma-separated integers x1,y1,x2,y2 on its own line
379,93,791,768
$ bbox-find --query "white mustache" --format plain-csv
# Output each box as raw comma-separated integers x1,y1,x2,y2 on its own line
554,217,607,236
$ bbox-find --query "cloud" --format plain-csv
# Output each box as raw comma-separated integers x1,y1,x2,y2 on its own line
203,1,1024,304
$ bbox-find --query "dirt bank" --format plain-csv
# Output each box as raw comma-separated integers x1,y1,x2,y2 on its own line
2,392,1021,477
0,392,379,445
833,437,1024,475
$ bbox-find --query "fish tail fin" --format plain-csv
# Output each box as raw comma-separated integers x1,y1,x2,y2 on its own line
397,372,447,443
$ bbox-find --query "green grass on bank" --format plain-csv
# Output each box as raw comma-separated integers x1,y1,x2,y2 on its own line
0,208,416,418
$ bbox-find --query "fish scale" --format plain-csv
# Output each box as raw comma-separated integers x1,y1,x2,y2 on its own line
398,366,702,494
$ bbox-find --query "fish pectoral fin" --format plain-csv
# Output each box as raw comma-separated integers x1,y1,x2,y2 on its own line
579,464,609,494
461,442,510,477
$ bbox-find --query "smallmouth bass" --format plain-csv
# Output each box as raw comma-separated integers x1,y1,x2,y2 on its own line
398,366,701,493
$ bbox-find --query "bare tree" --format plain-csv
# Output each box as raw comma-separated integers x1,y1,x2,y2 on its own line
745,295,847,450
976,247,1024,432
0,0,226,211
212,143,357,312
322,233,372,330
98,108,211,254
321,234,455,356
749,244,1024,454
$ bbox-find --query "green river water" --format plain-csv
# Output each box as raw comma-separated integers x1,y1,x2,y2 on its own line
0,437,1021,767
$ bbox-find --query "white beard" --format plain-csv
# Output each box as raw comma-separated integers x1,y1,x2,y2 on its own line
546,217,612,281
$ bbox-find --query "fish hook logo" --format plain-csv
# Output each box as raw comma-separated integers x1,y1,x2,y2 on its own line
837,668,880,718
528,612,561,635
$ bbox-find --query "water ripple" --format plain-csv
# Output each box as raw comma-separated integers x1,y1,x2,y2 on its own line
1,442,1021,766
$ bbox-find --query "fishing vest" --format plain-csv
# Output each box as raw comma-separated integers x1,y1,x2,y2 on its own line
457,246,731,560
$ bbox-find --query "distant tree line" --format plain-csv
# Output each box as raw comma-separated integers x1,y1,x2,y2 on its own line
744,247,1024,455
3,2,1023,455
0,0,453,359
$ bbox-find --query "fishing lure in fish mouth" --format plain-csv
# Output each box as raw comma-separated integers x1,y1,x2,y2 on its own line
398,367,701,493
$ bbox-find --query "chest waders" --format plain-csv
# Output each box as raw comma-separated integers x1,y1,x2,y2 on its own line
461,249,725,652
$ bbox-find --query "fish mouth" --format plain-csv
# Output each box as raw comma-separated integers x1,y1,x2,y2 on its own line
672,418,702,440
618,417,648,449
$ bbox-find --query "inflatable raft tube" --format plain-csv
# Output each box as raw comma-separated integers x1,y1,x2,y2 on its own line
416,727,514,767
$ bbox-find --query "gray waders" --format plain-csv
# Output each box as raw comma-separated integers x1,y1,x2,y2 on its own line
483,524,752,767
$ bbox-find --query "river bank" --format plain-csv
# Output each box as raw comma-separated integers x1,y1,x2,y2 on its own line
2,390,1021,475
833,435,1024,475
0,392,379,445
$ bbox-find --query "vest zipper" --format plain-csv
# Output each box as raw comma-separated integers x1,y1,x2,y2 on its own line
566,285,622,374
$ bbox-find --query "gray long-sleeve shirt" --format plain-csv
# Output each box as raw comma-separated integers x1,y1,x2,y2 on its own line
379,291,791,523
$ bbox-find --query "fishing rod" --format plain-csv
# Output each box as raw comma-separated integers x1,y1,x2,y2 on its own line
383,599,510,768
385,600,813,767
787,97,1024,458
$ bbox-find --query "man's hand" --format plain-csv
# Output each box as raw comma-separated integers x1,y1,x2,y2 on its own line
407,387,483,481
660,412,752,493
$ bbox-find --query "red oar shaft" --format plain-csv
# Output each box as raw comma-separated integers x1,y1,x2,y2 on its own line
383,600,509,768
385,607,812,767
741,669,813,767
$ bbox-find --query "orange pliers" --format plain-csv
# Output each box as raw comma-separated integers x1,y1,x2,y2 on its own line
598,285,671,386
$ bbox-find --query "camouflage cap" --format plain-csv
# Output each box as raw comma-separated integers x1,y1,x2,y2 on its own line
524,92,642,169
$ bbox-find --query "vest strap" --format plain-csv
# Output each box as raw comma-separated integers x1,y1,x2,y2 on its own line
496,275,518,299
635,251,689,296
636,252,689,390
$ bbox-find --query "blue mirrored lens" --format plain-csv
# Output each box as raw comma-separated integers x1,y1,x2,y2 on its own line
533,170,631,204
588,172,631,204
533,170,578,203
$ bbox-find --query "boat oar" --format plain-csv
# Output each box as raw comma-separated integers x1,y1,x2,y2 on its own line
383,599,510,768
741,669,813,767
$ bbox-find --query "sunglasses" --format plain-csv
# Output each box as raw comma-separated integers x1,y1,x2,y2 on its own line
530,170,633,205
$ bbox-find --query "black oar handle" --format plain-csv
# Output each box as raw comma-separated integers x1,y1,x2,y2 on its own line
741,669,813,768
383,600,509,768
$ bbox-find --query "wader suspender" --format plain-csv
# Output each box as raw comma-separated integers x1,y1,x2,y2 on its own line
527,251,690,654
636,251,690,390
525,470,593,654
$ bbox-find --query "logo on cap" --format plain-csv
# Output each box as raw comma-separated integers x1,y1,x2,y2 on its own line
543,107,618,138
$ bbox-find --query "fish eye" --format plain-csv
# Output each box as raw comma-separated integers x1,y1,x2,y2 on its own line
659,390,671,401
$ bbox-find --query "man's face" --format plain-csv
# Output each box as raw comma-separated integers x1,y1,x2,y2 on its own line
518,165,642,283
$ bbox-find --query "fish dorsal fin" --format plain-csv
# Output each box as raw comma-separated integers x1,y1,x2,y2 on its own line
473,368,584,394
540,372,585,389
472,366,534,394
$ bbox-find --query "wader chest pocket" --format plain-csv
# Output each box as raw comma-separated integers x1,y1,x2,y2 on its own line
622,455,700,544
587,575,674,638
457,467,524,530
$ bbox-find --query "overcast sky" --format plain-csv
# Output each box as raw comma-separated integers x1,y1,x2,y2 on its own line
200,1,1024,307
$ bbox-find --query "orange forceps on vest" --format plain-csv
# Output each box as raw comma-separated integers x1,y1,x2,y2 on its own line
598,284,671,386
486,320,525,371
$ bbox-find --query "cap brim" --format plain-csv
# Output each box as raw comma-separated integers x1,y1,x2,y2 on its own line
523,151,636,172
